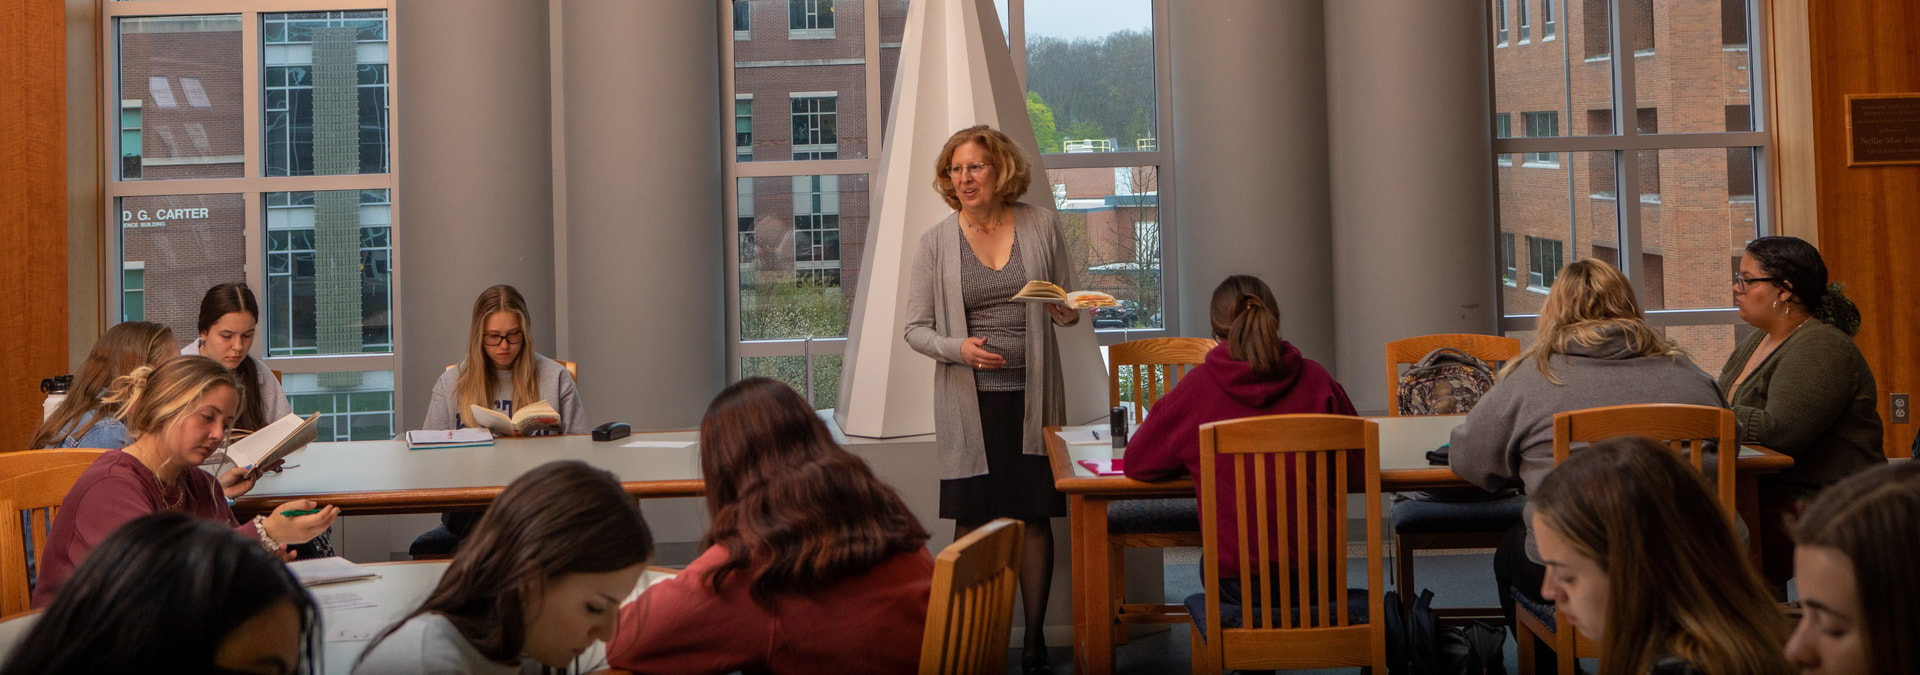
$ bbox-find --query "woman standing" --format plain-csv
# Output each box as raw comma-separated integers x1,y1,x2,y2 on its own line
903,125,1080,673
609,378,932,674
30,320,175,449
183,282,289,432
1720,236,1883,590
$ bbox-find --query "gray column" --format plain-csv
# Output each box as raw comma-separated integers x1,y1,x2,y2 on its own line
556,0,724,430
395,0,555,428
1326,0,1498,413
1169,0,1337,366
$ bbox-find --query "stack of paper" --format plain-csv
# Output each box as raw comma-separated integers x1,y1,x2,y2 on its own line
287,557,379,587
405,428,495,450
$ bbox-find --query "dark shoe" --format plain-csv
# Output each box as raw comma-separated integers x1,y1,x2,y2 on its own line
1021,651,1053,675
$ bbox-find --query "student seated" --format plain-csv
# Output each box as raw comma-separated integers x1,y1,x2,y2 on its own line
1786,460,1920,674
183,282,291,432
0,512,320,675
32,356,336,606
1444,259,1724,637
609,378,933,674
1123,274,1357,592
354,460,653,675
420,284,586,436
30,320,175,449
1529,436,1793,675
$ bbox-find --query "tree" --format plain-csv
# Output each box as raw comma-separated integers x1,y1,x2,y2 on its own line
1025,29,1157,150
1064,119,1107,144
1027,92,1064,154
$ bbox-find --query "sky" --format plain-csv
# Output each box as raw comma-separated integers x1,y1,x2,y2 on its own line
996,0,1153,42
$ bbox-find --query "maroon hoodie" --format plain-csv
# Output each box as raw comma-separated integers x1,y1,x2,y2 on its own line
1123,341,1357,577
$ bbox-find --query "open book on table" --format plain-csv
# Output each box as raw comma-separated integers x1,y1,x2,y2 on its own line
1011,280,1119,310
225,412,320,471
469,402,561,437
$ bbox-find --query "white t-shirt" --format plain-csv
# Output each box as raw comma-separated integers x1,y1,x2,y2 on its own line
351,612,540,675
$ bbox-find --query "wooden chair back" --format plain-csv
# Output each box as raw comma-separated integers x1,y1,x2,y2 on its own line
0,449,106,616
1383,333,1521,416
447,359,579,382
918,518,1024,675
1551,403,1740,521
1193,415,1386,671
1108,337,1217,425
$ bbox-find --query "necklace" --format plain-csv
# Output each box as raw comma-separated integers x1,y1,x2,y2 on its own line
960,209,1001,235
149,465,189,511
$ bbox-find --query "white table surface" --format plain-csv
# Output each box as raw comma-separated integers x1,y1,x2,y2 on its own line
1058,414,1467,478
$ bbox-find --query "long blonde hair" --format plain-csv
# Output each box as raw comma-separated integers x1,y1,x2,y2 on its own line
105,356,240,443
29,322,175,449
1508,259,1684,384
454,285,541,428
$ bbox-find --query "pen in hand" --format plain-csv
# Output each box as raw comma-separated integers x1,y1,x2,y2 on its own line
280,508,323,518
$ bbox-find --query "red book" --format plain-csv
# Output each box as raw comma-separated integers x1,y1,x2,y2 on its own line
1077,459,1125,476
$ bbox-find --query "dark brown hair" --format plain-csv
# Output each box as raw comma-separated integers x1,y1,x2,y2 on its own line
699,377,929,607
1532,437,1793,675
366,460,653,664
931,124,1033,211
1208,274,1287,379
1793,460,1920,674
1745,236,1861,336
196,282,270,430
29,321,174,448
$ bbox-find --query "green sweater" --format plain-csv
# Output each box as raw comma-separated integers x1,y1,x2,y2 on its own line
1718,320,1884,500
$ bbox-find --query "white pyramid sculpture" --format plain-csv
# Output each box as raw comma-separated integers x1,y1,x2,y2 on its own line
836,0,1111,438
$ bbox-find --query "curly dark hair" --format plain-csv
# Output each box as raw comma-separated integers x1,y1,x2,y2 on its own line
1745,236,1861,336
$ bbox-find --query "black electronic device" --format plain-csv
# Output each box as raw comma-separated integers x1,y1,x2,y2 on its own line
1110,406,1129,449
592,421,632,442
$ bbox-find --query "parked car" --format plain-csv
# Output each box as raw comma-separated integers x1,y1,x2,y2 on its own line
1093,301,1138,329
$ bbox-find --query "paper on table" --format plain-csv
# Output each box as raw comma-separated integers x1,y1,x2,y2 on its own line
620,440,695,449
325,616,391,643
620,568,681,605
312,589,375,611
287,557,378,587
1054,427,1107,445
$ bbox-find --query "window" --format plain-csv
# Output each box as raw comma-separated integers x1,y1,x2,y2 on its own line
1500,234,1517,286
790,94,838,160
789,0,833,37
1496,0,1509,44
793,175,841,274
1523,111,1558,165
1721,0,1747,47
737,178,756,268
735,95,753,161
733,0,750,39
1495,112,1513,165
107,3,398,441
1543,0,1557,39
1527,236,1563,290
1518,0,1531,41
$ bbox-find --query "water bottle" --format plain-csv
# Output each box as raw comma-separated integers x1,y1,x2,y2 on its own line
1110,406,1129,449
41,374,73,421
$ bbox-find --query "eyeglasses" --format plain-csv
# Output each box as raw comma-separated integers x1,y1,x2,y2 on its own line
944,162,993,178
1732,272,1781,292
482,331,525,346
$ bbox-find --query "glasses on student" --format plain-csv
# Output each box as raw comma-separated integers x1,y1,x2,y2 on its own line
1732,272,1781,292
945,162,993,178
482,331,525,346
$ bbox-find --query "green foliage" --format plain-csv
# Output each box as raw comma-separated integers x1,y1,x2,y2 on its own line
738,273,848,410
1064,119,1107,142
1026,29,1156,149
1027,92,1064,154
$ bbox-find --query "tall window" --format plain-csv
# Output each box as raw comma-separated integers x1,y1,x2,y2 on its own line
1500,233,1517,286
1493,0,1770,371
734,0,751,39
793,174,841,283
106,4,398,442
1543,0,1557,39
789,94,838,160
735,95,754,161
789,0,834,37
1518,0,1531,41
1495,112,1513,165
1496,0,1510,45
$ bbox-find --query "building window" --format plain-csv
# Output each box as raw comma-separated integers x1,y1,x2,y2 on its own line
1496,0,1509,45
1527,236,1563,290
1518,0,1531,42
789,0,834,38
120,100,143,180
735,95,753,162
263,189,393,356
1500,234,1517,286
790,94,838,160
262,11,391,177
737,178,756,269
1495,112,1513,165
733,0,750,39
121,263,145,321
1543,0,1557,39
1523,111,1558,166
793,175,841,273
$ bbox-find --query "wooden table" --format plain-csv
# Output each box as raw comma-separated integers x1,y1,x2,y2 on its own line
1046,415,1792,675
0,560,677,673
233,431,705,516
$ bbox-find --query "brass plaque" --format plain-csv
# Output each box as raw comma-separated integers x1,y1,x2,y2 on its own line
1847,93,1920,167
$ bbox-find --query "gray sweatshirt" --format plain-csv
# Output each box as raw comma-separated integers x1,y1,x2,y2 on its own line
420,353,588,435
1447,326,1725,560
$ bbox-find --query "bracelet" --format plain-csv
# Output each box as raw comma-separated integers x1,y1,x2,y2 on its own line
253,515,282,552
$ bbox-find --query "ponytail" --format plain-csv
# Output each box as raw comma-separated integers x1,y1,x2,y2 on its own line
1815,282,1862,337
1208,275,1288,379
100,366,160,437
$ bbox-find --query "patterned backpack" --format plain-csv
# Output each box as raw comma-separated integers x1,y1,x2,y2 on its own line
1396,348,1496,416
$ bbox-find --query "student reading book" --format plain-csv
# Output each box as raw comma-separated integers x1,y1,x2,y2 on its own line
1012,280,1119,309
222,412,320,470
466,401,561,437
420,285,586,437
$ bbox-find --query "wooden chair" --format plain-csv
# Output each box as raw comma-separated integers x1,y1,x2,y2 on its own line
1515,403,1739,675
0,449,107,616
1105,337,1216,640
1383,333,1522,620
445,359,578,382
1188,414,1386,673
918,518,1024,675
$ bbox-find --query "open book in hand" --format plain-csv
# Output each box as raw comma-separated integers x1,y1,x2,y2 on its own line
468,402,561,437
225,412,320,470
1011,280,1119,310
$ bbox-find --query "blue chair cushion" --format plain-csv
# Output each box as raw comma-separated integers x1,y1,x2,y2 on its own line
1183,589,1373,638
1108,497,1201,535
1510,585,1558,632
409,525,461,556
1391,493,1526,534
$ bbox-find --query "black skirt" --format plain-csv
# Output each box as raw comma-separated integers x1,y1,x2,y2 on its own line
939,390,1066,527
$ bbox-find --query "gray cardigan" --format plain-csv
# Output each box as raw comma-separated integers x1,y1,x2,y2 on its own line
904,202,1075,480
421,353,588,435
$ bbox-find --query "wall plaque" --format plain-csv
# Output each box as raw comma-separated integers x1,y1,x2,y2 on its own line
1847,93,1920,167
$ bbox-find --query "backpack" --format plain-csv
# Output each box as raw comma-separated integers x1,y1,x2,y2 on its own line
1385,588,1508,675
1397,348,1497,416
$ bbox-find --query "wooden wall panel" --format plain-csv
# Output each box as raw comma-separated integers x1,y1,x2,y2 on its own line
0,0,69,450
1806,0,1920,457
